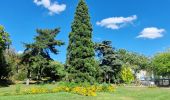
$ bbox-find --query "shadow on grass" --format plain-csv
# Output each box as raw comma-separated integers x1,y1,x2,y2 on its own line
0,79,14,87
21,79,56,85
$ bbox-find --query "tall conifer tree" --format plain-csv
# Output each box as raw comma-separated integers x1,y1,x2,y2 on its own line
66,0,96,82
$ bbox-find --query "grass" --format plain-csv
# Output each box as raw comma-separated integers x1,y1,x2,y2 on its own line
0,84,170,100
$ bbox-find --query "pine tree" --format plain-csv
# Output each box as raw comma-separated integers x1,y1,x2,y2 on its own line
66,0,96,82
21,28,64,85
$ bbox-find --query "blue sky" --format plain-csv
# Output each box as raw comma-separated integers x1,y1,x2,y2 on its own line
0,0,170,63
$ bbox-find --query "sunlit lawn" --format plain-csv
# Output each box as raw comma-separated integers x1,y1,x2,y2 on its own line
0,84,170,100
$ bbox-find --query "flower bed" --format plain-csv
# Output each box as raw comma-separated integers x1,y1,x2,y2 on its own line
23,85,116,96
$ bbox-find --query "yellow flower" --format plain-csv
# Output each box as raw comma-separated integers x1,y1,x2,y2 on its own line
107,86,115,92
23,84,116,96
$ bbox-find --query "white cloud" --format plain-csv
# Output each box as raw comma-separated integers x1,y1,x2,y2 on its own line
96,15,137,30
17,50,23,54
137,27,165,39
33,0,66,15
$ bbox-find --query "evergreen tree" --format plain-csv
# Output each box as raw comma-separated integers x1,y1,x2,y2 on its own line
95,41,121,83
66,0,96,82
21,28,64,84
0,25,11,79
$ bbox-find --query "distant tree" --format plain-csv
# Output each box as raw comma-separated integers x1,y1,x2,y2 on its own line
66,0,97,82
21,28,64,85
117,49,150,75
152,51,170,78
4,48,23,78
95,41,121,83
0,25,11,80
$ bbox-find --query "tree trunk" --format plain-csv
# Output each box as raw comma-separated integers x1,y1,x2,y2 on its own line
37,69,41,81
26,78,30,85
26,70,31,85
109,78,111,84
16,65,19,73
104,77,106,83
168,75,170,86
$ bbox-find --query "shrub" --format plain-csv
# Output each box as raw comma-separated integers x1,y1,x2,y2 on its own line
13,71,27,81
120,65,134,84
44,61,66,81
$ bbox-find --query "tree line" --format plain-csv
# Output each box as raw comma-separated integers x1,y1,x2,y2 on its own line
0,0,169,85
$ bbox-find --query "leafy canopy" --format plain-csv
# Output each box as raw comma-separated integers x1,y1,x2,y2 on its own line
22,28,64,80
152,50,170,77
0,25,11,79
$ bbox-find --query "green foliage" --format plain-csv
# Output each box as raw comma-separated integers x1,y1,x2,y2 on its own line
117,49,150,74
95,41,121,83
120,65,134,84
4,48,24,80
44,61,65,81
56,81,79,87
152,50,170,77
66,0,97,82
13,71,27,81
0,25,11,79
0,25,11,50
21,28,64,80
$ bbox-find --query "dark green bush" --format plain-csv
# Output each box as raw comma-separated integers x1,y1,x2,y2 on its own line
13,71,27,81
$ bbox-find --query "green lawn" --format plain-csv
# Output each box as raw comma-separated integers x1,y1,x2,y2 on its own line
0,85,170,100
